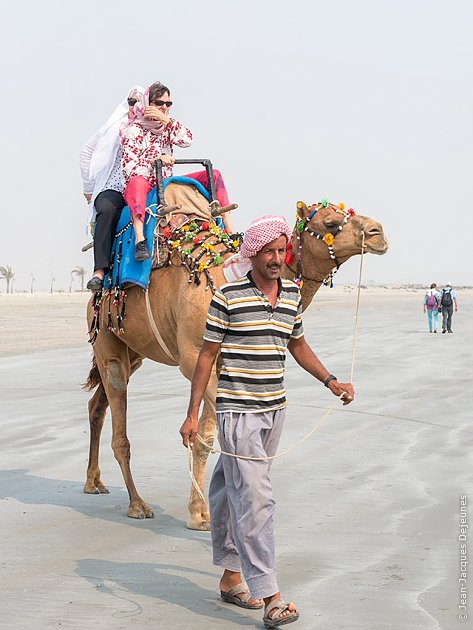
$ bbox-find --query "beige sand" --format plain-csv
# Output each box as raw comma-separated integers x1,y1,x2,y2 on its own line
0,288,471,629
0,292,90,356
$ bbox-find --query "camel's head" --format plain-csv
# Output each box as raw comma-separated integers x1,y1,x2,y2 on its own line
295,201,388,262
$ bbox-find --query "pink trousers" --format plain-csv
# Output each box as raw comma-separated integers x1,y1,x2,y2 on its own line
123,169,230,223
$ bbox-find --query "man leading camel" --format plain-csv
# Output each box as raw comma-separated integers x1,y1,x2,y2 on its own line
180,215,355,627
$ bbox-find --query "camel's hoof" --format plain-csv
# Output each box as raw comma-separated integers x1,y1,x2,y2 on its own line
187,516,211,531
83,483,109,495
128,504,155,519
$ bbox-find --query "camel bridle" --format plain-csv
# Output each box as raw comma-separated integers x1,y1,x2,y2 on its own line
288,201,355,287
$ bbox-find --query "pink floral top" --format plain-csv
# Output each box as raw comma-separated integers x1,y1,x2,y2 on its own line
121,120,193,187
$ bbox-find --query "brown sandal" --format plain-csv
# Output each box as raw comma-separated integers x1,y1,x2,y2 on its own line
220,582,263,609
263,598,299,627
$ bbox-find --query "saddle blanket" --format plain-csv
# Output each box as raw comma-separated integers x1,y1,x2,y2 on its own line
104,177,211,291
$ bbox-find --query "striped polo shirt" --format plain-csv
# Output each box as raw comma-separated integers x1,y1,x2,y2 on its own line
203,272,304,413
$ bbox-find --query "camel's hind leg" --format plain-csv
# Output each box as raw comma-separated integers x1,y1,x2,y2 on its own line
180,353,217,531
88,331,152,519
84,383,110,494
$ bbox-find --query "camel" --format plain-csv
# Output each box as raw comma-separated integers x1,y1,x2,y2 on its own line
83,191,388,531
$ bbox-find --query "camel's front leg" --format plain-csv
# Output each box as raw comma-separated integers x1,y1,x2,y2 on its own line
179,351,217,531
103,360,154,519
187,394,216,531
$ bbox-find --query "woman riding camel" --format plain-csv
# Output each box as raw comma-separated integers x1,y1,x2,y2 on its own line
121,81,235,261
80,85,145,291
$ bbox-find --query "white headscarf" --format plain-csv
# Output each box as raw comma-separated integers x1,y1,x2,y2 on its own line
89,84,145,180
81,85,145,231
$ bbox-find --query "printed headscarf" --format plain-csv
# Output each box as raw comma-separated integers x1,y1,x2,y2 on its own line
120,82,169,139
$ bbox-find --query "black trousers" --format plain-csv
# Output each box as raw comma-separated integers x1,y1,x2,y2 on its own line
93,189,126,272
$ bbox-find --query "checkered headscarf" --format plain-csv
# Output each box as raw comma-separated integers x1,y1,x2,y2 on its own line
239,215,292,258
223,215,292,281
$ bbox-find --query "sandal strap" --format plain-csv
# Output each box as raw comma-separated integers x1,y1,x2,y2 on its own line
265,598,289,617
224,582,248,597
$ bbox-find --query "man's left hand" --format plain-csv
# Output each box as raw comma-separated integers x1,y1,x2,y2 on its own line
328,380,355,405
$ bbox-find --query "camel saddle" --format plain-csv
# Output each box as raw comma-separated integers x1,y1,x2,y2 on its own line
103,177,224,291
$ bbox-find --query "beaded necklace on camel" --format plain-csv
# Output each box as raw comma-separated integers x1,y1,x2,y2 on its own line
164,220,241,293
285,198,356,288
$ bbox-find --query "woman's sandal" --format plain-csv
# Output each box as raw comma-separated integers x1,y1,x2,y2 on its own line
220,582,263,609
263,598,299,628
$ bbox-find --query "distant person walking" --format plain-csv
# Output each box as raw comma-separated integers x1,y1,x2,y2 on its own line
423,283,441,333
440,282,458,333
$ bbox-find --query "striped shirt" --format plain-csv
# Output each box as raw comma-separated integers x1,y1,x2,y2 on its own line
203,272,304,413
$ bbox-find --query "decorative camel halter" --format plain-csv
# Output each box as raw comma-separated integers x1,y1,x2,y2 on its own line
285,198,356,288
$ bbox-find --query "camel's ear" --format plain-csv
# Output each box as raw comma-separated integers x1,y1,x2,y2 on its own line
296,201,309,219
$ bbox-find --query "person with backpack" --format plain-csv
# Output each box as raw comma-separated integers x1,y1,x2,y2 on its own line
440,282,458,333
423,283,441,333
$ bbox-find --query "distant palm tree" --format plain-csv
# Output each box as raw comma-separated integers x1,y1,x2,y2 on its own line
0,266,15,293
72,266,87,291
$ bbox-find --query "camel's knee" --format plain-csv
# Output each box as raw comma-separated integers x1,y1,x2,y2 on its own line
112,436,131,462
106,362,128,392
88,387,108,423
194,437,213,462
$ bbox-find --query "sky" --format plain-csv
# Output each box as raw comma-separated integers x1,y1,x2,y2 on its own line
0,0,472,291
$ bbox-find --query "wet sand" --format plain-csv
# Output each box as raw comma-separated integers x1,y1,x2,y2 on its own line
0,289,472,629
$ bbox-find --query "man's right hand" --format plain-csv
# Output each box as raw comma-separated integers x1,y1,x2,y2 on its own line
179,414,199,448
328,380,355,405
84,193,92,203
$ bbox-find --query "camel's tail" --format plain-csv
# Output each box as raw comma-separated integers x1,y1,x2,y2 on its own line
82,355,102,391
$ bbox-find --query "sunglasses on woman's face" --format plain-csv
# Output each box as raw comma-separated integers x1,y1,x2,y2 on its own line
151,99,173,107
127,97,138,106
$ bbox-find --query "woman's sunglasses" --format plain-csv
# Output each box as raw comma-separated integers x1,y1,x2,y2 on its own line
151,99,173,107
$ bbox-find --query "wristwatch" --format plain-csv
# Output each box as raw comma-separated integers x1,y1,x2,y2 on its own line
323,374,337,388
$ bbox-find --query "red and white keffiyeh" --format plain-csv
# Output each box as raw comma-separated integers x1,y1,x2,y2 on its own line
223,215,292,281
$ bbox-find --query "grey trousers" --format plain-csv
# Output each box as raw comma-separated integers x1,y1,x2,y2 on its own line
442,305,453,332
209,408,286,600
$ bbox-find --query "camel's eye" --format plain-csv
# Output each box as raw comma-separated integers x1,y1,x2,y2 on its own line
324,221,340,230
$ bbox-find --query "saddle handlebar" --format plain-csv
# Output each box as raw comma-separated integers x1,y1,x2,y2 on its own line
155,158,216,206
155,203,182,219
211,203,238,217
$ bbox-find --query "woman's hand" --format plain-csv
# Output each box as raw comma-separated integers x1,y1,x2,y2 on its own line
157,154,175,167
144,105,170,125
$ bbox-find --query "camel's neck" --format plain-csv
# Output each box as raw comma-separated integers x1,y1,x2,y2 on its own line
281,230,342,311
